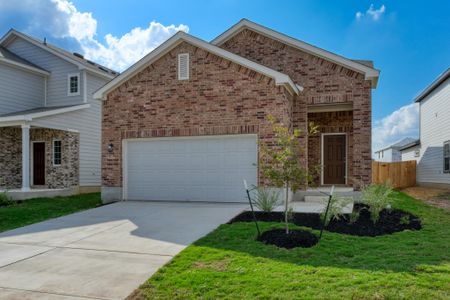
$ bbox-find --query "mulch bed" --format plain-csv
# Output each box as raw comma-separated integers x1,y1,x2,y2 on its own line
257,228,318,249
229,204,422,237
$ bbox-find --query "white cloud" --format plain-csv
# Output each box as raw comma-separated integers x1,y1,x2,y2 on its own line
356,4,386,21
0,0,188,71
372,103,419,153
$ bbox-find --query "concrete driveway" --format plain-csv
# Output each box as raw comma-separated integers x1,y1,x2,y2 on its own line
0,201,246,300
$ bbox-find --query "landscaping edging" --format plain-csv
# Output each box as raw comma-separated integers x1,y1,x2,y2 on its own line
229,204,422,236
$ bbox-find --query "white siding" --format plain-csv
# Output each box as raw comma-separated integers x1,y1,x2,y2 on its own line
417,77,450,185
32,72,107,187
401,146,419,162
0,63,45,113
6,37,84,106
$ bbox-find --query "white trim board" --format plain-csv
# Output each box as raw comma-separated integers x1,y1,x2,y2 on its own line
211,19,379,88
321,133,348,186
94,31,301,100
0,57,50,76
0,104,90,123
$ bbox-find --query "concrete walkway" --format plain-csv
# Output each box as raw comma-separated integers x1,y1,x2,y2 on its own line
0,201,246,300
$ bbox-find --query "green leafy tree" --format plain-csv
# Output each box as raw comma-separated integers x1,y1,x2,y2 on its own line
260,115,318,234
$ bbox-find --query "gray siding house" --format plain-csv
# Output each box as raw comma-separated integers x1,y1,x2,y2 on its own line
374,137,417,162
401,68,450,188
0,29,117,198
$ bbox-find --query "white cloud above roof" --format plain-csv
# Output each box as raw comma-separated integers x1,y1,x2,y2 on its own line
0,0,188,71
372,103,419,154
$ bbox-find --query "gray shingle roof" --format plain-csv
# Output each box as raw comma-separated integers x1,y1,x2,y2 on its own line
0,46,49,72
0,104,83,117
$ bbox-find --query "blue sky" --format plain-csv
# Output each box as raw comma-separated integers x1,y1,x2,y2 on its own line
0,0,449,151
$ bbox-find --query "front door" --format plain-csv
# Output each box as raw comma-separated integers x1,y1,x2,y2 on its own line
323,134,346,185
33,142,45,186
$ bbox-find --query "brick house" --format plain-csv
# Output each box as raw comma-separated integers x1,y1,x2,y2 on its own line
95,19,379,203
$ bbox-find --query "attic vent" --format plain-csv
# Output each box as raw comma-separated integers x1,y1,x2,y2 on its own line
73,52,84,59
178,53,189,80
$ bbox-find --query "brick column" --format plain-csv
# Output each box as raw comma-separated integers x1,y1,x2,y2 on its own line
352,85,372,189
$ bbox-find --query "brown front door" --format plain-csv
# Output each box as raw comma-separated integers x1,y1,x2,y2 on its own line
33,142,45,186
323,135,346,185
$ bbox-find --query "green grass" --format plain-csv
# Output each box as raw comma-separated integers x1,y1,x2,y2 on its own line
0,193,101,233
136,192,450,299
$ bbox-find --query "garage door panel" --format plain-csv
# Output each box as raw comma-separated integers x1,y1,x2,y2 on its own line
125,135,257,202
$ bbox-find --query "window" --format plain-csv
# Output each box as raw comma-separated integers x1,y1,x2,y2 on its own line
178,53,189,80
444,141,450,173
68,73,80,95
414,149,420,157
53,140,62,166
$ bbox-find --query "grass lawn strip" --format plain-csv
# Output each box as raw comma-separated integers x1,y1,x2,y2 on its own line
132,191,450,299
0,193,101,233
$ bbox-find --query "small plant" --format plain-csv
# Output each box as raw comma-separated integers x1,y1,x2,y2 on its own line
321,195,353,226
252,187,280,212
361,183,394,223
260,115,318,234
399,215,410,225
0,191,13,207
348,210,360,224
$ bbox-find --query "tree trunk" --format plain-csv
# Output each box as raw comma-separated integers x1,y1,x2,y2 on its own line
285,181,289,234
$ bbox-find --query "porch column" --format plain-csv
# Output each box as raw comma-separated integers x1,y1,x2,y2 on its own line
21,124,30,191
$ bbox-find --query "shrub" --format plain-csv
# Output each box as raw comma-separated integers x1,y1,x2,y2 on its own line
321,195,353,226
348,210,360,224
361,183,394,223
253,187,280,212
0,191,13,207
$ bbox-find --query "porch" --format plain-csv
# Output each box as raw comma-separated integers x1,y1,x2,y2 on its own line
0,124,79,196
0,187,78,200
306,101,371,189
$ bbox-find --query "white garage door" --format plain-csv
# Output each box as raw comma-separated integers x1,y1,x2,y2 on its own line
124,135,258,202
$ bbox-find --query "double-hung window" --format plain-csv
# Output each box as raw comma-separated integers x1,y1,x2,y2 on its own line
444,141,450,173
53,140,62,166
68,73,80,96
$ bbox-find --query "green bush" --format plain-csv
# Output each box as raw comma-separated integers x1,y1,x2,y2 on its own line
321,195,353,226
361,183,393,223
252,187,280,212
0,192,13,207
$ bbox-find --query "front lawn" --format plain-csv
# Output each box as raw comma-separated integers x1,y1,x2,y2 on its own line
0,193,101,232
132,191,450,299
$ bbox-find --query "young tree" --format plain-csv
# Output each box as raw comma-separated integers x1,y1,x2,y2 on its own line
260,115,318,234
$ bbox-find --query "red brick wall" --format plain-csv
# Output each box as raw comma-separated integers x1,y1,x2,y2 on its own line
102,42,293,187
220,29,372,187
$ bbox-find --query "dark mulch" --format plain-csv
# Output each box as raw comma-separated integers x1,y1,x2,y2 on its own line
257,228,318,249
229,204,422,237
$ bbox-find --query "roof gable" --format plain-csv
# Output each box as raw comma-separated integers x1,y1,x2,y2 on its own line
414,68,450,103
94,31,300,100
212,19,380,88
0,29,117,79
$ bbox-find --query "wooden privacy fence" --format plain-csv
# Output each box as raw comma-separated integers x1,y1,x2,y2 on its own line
372,160,416,189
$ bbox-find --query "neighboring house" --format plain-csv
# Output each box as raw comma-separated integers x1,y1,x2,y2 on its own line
401,68,450,188
0,29,117,198
374,137,417,162
94,19,379,203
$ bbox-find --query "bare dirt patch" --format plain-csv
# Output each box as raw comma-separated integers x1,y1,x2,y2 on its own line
402,187,450,211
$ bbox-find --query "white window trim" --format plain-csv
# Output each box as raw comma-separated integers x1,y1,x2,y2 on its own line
178,53,189,80
53,139,62,167
67,73,80,96
444,140,450,173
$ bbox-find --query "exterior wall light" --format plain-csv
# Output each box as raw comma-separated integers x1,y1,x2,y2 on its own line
108,143,114,153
